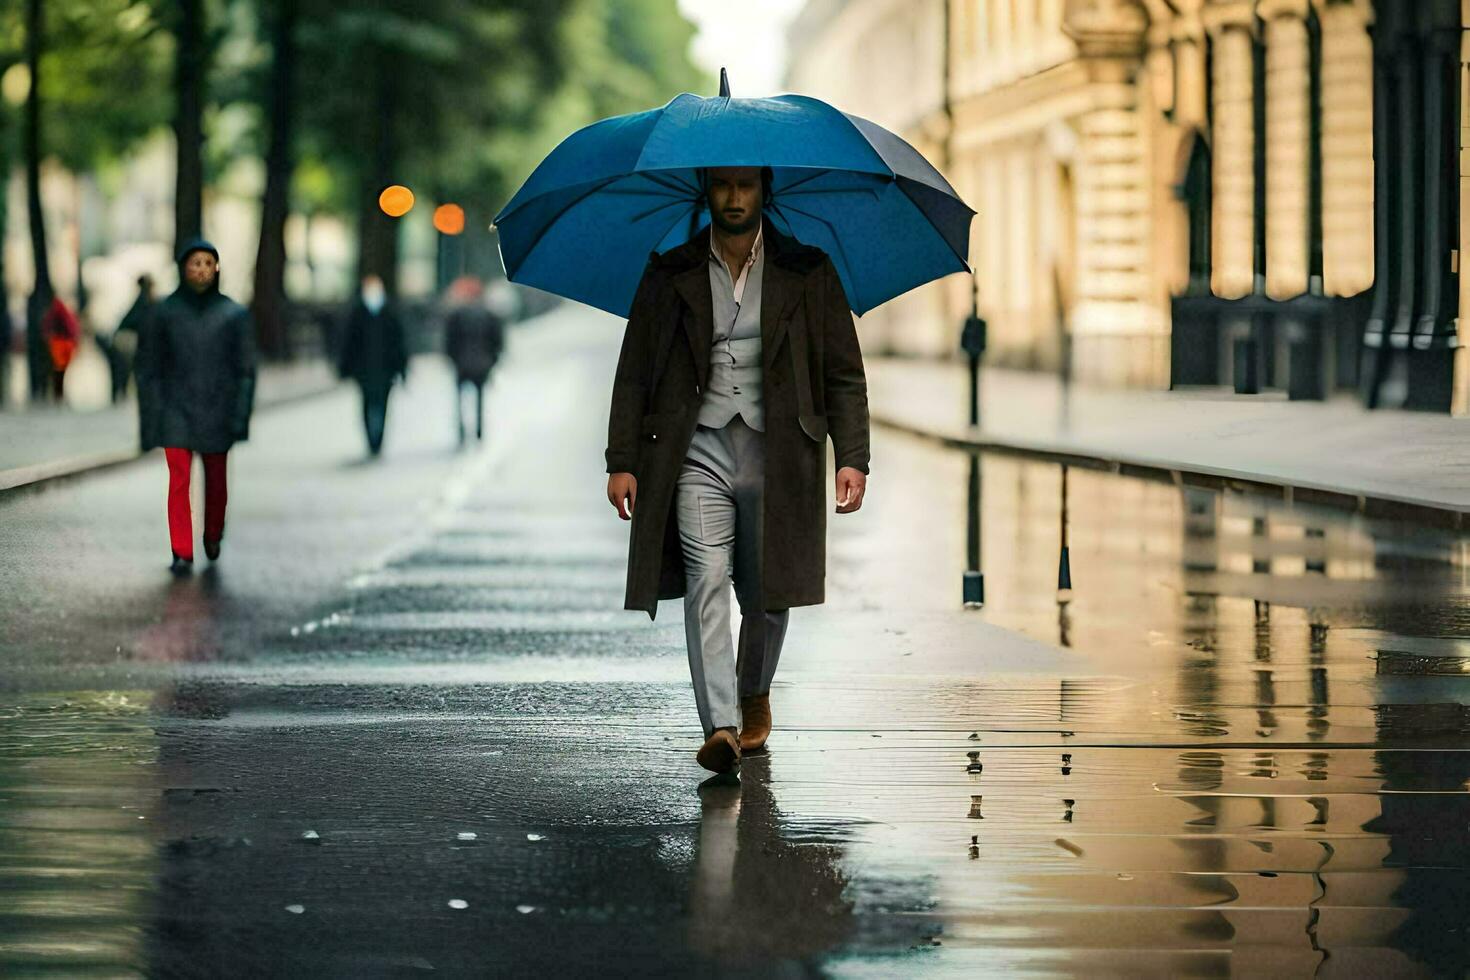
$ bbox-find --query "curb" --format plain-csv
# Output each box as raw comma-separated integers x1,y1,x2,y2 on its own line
871,414,1468,529
0,379,343,499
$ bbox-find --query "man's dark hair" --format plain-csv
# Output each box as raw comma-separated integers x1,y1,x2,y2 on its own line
698,167,775,209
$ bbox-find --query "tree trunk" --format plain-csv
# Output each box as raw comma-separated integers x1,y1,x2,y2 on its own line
0,58,12,410
173,0,206,255
251,0,298,360
356,60,399,296
24,0,52,402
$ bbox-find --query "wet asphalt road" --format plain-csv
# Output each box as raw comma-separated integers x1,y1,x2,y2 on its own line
1,305,1468,978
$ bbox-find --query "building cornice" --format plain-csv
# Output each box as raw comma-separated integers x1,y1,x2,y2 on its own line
1256,0,1310,20
1064,0,1149,59
1200,0,1257,33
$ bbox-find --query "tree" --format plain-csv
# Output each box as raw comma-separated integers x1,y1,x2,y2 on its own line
171,0,207,254
0,0,170,400
0,34,17,410
251,0,297,358
429,0,708,282
24,0,51,400
295,1,575,296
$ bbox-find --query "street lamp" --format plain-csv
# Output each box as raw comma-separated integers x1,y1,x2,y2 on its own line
433,204,467,289
378,185,414,217
961,284,986,608
432,204,465,236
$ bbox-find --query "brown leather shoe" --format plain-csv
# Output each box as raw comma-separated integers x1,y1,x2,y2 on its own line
696,727,740,773
739,694,771,752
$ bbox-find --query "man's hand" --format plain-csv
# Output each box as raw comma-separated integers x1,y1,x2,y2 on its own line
835,467,866,514
607,472,638,521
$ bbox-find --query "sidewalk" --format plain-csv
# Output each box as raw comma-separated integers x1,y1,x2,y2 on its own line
0,360,339,494
866,357,1470,518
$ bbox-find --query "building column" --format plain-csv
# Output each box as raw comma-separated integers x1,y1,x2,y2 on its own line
1172,3,1210,128
1259,0,1312,299
1362,0,1460,411
1204,1,1259,299
1141,1,1207,304
1063,0,1157,384
1312,0,1374,299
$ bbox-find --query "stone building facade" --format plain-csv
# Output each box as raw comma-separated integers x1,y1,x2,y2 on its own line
786,0,1468,412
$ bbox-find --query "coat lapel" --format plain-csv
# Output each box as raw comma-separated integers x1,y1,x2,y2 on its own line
661,218,808,386
761,260,797,370
671,262,713,389
761,218,805,369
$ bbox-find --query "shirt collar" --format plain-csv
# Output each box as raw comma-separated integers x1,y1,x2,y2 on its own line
709,223,763,304
708,223,763,268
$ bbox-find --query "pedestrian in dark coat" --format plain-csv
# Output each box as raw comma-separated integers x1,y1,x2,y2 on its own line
101,274,154,403
443,276,505,443
135,239,256,574
337,274,407,456
604,166,870,774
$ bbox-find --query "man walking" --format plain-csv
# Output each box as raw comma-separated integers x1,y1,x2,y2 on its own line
605,166,870,775
136,239,256,574
338,274,408,457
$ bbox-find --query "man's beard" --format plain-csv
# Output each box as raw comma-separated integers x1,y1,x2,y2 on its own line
710,207,760,235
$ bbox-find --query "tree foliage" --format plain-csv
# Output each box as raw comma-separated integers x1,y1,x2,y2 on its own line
0,0,173,173
0,0,706,299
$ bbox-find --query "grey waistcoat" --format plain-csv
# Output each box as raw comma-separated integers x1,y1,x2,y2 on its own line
698,239,765,431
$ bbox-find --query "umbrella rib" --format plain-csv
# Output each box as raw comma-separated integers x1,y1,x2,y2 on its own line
893,177,974,274
642,171,700,197
773,169,831,195
766,200,856,301
599,185,691,200
777,183,884,202
627,196,701,225
503,176,621,277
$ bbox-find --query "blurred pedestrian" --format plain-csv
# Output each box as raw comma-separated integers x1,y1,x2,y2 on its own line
337,274,408,457
0,298,11,409
443,276,504,444
101,274,154,403
135,239,256,575
41,295,80,403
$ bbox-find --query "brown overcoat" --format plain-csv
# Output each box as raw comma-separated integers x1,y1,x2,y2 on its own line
605,217,871,618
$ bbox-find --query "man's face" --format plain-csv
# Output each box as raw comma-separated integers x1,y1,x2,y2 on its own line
706,166,762,235
184,252,218,293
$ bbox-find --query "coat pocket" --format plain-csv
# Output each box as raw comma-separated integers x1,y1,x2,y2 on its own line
798,414,827,442
640,411,682,444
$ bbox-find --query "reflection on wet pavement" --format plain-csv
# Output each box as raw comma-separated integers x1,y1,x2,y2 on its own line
0,310,1466,975
818,439,1469,976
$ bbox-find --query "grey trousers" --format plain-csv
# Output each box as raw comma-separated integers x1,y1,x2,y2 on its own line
676,417,790,736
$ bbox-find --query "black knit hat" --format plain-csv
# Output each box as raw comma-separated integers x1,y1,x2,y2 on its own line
176,237,220,265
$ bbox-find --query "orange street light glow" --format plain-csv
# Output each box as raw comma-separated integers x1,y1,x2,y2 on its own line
378,185,415,217
433,204,466,236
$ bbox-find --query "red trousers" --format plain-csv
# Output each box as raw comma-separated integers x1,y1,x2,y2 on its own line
164,448,228,560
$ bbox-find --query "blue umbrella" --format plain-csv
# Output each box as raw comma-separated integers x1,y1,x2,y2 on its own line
493,71,974,318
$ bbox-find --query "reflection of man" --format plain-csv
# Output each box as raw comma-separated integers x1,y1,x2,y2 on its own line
605,166,870,774
688,762,854,960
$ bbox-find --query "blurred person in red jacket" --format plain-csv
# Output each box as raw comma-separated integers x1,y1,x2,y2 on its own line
42,296,80,402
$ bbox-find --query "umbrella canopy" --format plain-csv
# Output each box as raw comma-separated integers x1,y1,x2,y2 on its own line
493,82,974,318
